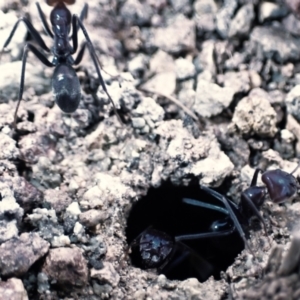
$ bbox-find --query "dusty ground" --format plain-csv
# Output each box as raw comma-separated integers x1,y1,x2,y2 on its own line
1,0,300,299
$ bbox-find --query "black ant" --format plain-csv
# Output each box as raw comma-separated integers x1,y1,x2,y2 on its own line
0,0,121,128
129,165,299,279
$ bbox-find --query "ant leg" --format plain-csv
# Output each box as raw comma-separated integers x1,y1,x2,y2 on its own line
290,163,300,175
175,226,236,242
74,43,86,65
158,246,189,273
79,3,88,22
73,15,122,124
69,3,88,40
1,18,50,54
200,186,255,256
14,43,54,128
35,2,54,38
182,197,229,215
161,243,214,281
250,168,263,186
70,14,80,54
241,193,269,238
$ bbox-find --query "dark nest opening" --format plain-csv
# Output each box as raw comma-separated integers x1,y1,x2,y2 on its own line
126,181,245,282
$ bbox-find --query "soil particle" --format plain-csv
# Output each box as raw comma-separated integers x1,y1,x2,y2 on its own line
0,278,28,300
42,247,89,287
0,233,49,277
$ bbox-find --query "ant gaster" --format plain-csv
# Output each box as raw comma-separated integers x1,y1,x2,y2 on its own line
130,165,299,273
1,0,121,127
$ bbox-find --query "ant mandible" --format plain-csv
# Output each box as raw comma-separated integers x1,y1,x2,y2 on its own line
1,0,121,128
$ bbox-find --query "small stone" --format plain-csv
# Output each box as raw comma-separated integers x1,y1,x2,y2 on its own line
66,202,82,216
229,3,255,38
31,157,61,189
216,0,238,38
175,57,196,80
250,26,300,63
268,90,285,105
120,0,153,26
81,186,104,209
195,40,216,74
285,85,300,122
169,0,190,13
232,88,277,137
152,14,195,54
0,133,19,160
37,272,50,294
92,282,113,297
132,97,165,125
79,209,107,227
4,176,43,213
43,247,88,287
249,71,262,88
73,221,84,235
91,262,120,287
149,50,174,73
0,233,50,277
178,277,226,300
0,278,28,300
194,0,217,15
127,54,149,79
259,2,288,23
281,129,294,143
51,235,71,248
193,79,234,117
140,72,176,96
132,117,146,129
0,220,18,243
283,13,300,36
281,63,294,78
278,233,300,276
44,189,72,213
223,70,251,95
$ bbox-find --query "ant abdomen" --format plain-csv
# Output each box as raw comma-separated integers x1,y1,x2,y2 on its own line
52,63,81,113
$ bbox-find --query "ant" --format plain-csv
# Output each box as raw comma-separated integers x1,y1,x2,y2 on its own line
129,165,299,278
0,0,121,128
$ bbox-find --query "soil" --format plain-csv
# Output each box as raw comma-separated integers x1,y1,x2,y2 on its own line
1,0,300,299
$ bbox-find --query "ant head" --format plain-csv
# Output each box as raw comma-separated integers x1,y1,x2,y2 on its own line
46,0,75,6
134,228,174,269
50,2,72,28
262,169,298,203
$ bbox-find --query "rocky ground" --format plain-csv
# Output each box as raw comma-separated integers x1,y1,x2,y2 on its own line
1,0,300,299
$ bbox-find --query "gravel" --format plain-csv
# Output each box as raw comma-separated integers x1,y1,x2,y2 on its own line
0,0,300,299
